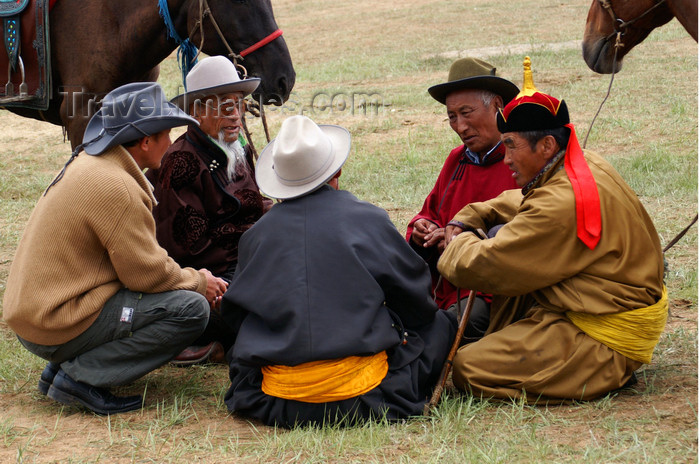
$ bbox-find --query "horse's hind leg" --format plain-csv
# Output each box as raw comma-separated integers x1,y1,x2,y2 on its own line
59,89,91,150
141,65,160,83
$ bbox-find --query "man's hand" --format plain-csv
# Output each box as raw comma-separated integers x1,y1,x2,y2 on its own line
411,219,438,247
444,223,465,246
423,227,446,252
200,268,229,310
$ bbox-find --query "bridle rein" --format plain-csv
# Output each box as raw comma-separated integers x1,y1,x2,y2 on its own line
184,0,284,146
584,0,669,148
597,0,668,49
587,0,697,250
191,0,283,79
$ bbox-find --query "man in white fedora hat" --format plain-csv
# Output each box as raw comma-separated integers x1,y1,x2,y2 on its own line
3,82,228,416
219,115,457,428
147,55,273,365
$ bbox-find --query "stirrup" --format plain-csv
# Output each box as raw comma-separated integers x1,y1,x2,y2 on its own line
5,55,27,97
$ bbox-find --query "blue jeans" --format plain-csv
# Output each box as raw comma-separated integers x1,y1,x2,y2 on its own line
19,288,209,387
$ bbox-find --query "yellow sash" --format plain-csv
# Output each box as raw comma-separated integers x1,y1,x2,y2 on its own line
261,351,389,403
566,286,668,364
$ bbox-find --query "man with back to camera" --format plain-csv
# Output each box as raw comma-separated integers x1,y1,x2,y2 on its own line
220,115,457,427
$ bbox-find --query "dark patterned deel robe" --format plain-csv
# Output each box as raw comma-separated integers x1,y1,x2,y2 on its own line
147,125,271,282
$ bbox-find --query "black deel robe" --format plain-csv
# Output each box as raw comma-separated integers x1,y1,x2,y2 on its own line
221,185,456,427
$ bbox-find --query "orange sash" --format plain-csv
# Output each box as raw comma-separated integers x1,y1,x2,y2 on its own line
261,351,388,403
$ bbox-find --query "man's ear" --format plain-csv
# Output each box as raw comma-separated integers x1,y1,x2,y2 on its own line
492,95,504,110
138,136,150,152
540,135,559,161
190,101,205,122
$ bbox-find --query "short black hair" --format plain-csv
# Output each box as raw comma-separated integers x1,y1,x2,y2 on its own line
121,137,143,148
519,126,570,151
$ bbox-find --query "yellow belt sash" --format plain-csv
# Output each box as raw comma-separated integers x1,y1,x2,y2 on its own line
566,286,668,364
261,351,389,403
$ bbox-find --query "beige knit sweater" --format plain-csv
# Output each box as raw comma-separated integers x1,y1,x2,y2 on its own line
3,146,207,345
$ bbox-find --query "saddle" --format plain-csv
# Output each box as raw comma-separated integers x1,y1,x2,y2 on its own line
0,0,51,110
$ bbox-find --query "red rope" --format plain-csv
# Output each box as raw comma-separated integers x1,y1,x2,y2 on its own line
239,29,283,57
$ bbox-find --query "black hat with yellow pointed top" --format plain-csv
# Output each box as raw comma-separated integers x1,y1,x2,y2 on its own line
496,56,569,132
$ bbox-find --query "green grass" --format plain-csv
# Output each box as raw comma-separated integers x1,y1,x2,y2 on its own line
609,146,697,197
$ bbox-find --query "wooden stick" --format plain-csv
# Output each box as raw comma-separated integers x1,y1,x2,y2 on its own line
241,112,259,161
260,101,271,143
423,289,476,415
663,213,698,252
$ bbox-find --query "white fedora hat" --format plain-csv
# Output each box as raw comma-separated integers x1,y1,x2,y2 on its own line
256,115,351,200
171,55,260,109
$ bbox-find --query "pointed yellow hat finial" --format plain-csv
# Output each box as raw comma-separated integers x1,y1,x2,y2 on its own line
516,56,539,98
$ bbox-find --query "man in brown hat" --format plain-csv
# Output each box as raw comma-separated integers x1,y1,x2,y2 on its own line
147,56,273,365
406,57,519,341
438,58,667,402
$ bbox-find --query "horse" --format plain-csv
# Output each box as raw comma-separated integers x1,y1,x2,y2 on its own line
582,0,698,74
2,0,295,148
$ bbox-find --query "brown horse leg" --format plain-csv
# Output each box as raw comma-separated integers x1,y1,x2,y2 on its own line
59,91,89,149
141,65,160,83
669,0,698,40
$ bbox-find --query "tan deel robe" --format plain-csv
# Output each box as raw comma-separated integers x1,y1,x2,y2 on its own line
438,151,665,402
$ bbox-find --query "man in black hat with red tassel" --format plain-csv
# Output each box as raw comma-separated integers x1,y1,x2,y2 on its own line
438,57,667,403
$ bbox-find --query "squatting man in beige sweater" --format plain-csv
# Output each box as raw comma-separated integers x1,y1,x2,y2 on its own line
3,82,228,415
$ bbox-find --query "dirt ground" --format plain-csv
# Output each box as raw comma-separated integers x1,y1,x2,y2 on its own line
0,297,695,462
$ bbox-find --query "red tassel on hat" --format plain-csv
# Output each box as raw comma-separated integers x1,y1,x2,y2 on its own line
564,123,601,249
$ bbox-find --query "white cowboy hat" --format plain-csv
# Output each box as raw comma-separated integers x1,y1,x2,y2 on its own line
256,115,351,200
171,55,261,109
82,82,197,155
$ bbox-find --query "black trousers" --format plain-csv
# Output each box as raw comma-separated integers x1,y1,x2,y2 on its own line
224,310,457,428
447,295,490,342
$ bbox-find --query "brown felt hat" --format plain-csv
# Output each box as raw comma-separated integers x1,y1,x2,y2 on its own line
428,57,519,105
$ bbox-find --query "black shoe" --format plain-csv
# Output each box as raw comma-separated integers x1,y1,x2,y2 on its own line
622,372,638,388
38,362,60,396
47,370,143,415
